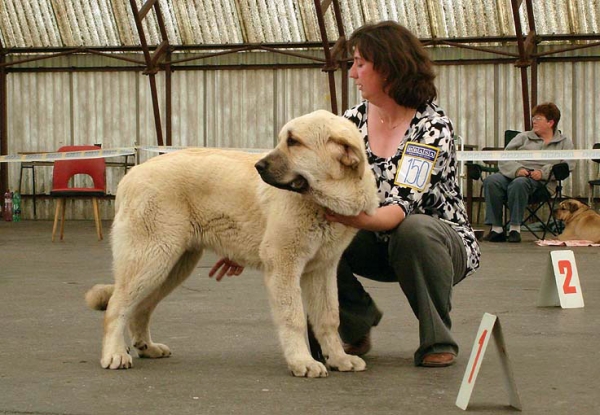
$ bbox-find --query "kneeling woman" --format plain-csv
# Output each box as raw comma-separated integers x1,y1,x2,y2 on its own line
325,21,481,367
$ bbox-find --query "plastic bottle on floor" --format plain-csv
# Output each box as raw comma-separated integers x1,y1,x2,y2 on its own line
12,191,21,222
3,190,13,222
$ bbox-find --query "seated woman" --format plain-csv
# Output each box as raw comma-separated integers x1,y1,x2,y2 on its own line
483,102,576,243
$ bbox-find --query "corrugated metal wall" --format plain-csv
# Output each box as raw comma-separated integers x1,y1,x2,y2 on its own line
6,50,600,220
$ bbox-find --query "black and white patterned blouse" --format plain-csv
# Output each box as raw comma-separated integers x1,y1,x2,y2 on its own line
343,100,481,277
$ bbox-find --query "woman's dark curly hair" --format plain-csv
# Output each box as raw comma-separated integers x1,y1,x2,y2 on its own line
347,21,437,108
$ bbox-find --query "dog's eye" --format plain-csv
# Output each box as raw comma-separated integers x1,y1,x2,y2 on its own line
287,136,299,147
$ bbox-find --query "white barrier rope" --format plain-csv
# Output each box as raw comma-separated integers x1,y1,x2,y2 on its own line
138,146,189,153
0,146,270,163
0,147,136,163
139,146,269,154
2,147,598,163
457,149,600,161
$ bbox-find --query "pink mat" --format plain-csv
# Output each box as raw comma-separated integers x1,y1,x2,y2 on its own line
535,239,600,247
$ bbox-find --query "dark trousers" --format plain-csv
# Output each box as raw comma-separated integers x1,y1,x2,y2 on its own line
483,172,546,227
337,214,467,365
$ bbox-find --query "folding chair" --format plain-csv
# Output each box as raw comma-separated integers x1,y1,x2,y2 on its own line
466,155,500,223
504,129,520,146
466,130,521,223
520,162,571,240
588,143,600,209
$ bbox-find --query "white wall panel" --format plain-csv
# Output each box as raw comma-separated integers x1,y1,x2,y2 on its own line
7,72,71,219
204,69,275,149
170,71,205,147
493,64,528,137
7,72,72,154
5,53,600,219
436,65,496,148
275,68,334,135
73,71,138,207
73,72,138,148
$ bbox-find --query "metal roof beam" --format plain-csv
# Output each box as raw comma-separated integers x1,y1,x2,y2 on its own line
138,0,159,21
3,33,600,57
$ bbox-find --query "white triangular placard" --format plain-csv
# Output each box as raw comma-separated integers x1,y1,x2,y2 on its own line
456,312,522,411
537,250,584,309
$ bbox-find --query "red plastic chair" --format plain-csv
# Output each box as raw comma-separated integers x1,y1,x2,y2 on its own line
50,145,106,241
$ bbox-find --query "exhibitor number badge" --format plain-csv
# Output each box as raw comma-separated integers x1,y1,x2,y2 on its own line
395,142,439,191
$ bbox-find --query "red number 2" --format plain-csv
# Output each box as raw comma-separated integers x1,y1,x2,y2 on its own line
468,329,487,383
559,260,577,294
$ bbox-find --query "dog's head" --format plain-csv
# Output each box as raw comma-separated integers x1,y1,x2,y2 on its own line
553,199,590,222
255,110,378,215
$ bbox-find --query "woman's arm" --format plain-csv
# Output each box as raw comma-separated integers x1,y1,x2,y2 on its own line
325,204,405,231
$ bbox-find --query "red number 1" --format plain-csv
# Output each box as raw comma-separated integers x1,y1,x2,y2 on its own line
468,329,487,383
559,260,577,294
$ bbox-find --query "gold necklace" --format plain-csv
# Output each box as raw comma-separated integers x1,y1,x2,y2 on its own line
376,108,401,130
376,107,417,131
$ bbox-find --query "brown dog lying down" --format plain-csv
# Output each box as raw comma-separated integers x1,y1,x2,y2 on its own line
553,199,600,243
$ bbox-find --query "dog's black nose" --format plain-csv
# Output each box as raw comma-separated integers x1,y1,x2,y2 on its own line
255,159,268,174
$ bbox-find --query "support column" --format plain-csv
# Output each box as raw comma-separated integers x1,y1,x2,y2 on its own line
0,38,7,193
313,0,347,115
129,0,171,146
165,49,172,146
511,0,538,130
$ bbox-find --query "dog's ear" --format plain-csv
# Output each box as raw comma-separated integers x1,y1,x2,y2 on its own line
328,136,365,175
568,200,581,212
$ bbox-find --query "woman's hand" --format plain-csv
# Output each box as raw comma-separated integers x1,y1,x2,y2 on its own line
209,258,245,282
324,210,371,228
529,169,542,181
325,204,405,232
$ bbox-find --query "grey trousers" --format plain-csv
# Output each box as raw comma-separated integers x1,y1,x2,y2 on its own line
483,172,545,227
337,214,468,366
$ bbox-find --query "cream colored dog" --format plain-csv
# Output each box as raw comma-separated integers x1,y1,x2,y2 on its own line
85,110,379,377
553,199,600,243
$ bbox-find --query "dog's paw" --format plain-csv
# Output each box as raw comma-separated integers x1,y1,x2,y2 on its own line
326,354,366,372
101,352,133,370
289,358,329,378
135,341,172,359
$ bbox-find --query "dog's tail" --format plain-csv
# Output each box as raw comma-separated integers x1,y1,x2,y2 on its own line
85,284,115,311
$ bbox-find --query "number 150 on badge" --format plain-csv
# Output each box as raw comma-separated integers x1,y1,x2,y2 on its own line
395,143,440,191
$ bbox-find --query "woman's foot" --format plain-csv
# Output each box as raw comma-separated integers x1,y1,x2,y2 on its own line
484,230,506,242
507,230,521,243
420,352,456,367
342,309,383,356
343,333,372,356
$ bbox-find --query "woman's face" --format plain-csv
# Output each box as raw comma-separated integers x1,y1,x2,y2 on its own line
531,114,555,136
349,48,385,101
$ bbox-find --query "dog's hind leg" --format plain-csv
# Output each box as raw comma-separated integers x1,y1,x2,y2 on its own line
129,249,204,359
301,264,366,373
101,247,186,370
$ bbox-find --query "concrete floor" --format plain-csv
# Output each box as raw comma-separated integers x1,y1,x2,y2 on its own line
1,220,598,415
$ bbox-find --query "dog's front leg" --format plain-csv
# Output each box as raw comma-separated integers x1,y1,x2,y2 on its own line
263,266,328,378
301,265,366,373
